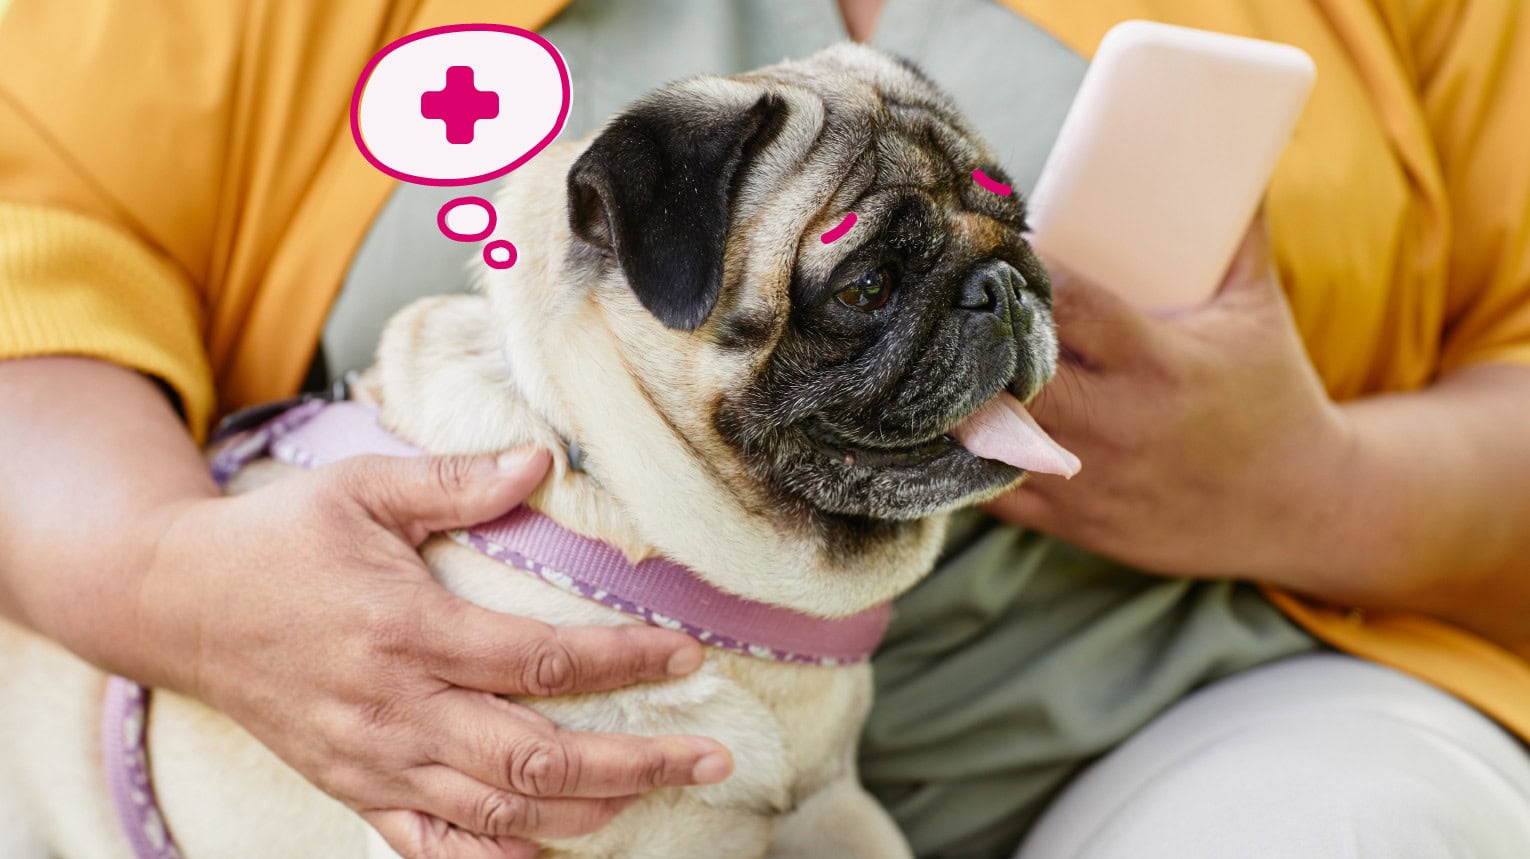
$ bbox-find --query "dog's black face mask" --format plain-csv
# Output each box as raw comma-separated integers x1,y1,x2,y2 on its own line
754,179,1054,522
567,48,1060,528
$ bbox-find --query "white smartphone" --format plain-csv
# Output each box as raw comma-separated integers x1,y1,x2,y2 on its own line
1025,20,1316,311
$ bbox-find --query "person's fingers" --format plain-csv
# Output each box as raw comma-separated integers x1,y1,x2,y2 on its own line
419,595,706,697
365,807,539,859
1026,359,1089,433
338,449,553,545
403,764,640,840
428,691,733,798
1043,264,1161,369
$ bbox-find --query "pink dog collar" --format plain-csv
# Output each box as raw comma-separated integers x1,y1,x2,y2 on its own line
260,400,893,665
103,678,182,859
106,398,891,859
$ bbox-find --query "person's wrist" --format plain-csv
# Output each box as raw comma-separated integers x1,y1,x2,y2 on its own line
110,494,223,696
1254,396,1455,610
1242,397,1361,591
1296,401,1458,604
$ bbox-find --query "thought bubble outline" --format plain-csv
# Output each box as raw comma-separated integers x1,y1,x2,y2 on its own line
350,23,572,187
483,239,518,269
437,196,498,241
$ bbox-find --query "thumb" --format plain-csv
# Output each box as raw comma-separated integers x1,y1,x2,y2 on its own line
338,449,552,545
1208,211,1280,307
1045,263,1160,369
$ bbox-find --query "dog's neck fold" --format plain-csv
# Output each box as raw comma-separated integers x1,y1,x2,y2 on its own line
366,289,942,619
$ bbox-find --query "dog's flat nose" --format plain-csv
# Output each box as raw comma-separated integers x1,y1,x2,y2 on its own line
956,262,1033,332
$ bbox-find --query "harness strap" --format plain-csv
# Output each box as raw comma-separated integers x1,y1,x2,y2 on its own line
106,398,892,858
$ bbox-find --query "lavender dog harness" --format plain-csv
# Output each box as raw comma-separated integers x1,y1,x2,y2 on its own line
106,398,893,858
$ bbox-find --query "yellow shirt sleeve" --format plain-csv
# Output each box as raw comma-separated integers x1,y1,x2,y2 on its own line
0,1,576,428
0,201,213,431
1398,0,1530,372
0,1,431,438
0,1,254,435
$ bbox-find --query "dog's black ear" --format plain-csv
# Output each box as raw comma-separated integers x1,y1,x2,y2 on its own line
567,92,789,331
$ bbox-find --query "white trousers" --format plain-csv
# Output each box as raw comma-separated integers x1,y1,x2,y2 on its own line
1015,654,1530,859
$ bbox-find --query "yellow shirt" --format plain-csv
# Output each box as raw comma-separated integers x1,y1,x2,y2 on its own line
2,0,1528,738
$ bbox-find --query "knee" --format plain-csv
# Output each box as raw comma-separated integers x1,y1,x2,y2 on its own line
1062,714,1514,858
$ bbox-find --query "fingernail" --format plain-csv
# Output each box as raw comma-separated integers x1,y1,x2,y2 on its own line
495,449,538,473
666,645,704,676
691,751,733,785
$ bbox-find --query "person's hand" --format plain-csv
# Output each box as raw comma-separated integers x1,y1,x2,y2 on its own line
988,219,1353,582
138,449,732,859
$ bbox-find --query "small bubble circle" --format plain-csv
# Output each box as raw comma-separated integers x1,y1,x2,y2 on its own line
437,196,497,242
483,239,518,270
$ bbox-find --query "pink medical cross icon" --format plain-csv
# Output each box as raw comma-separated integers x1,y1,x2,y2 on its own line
420,65,500,145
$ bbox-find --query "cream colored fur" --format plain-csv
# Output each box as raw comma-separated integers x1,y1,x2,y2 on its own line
0,45,1037,858
0,147,923,859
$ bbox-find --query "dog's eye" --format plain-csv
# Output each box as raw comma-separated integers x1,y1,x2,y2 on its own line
836,266,896,312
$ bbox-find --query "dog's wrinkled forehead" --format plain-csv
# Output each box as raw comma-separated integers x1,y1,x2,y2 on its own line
759,49,1003,180
735,46,1022,278
565,44,1020,335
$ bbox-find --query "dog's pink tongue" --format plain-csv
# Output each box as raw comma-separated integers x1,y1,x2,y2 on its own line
952,392,1081,477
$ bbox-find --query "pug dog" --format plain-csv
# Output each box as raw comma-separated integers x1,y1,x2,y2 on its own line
0,43,1075,859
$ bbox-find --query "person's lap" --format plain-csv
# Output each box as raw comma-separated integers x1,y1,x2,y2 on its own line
1016,653,1530,858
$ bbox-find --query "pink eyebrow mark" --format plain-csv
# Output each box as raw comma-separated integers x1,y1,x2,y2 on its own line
820,212,858,244
972,168,1012,196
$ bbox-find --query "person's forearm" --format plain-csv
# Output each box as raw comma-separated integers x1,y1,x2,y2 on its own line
0,356,218,684
1269,362,1530,655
